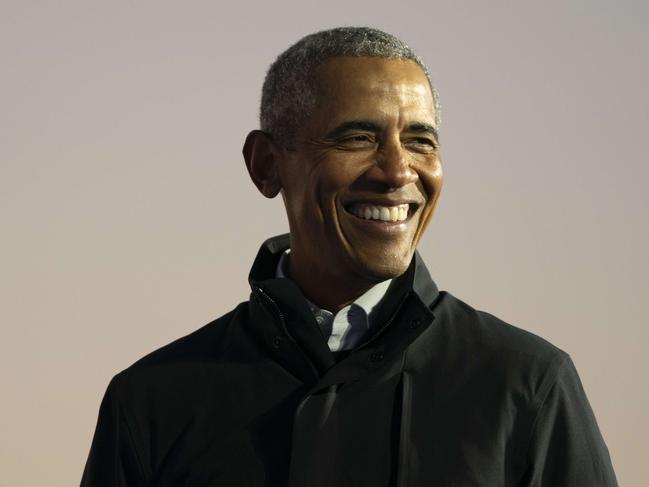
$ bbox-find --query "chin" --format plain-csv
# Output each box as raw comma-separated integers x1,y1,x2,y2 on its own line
351,250,413,282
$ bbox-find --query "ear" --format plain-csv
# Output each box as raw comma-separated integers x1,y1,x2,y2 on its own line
242,130,282,198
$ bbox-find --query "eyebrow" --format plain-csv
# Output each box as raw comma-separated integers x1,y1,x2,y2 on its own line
406,122,439,142
324,119,439,142
324,120,381,140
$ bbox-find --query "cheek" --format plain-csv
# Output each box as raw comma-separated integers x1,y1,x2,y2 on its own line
316,158,366,202
289,169,343,231
421,161,443,205
281,161,322,222
281,186,314,234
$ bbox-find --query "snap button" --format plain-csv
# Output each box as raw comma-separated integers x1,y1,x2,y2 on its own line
272,336,283,349
370,352,384,362
410,318,421,329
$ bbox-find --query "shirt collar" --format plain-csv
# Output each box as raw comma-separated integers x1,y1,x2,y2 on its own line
275,249,392,351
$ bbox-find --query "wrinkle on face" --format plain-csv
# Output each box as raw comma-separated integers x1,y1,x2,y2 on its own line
302,137,343,157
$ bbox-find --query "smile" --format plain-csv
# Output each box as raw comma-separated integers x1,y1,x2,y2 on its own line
345,203,414,223
348,204,410,222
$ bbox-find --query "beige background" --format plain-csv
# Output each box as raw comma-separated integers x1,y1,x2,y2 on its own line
2,1,647,485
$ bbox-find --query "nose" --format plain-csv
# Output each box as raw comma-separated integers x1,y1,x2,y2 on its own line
367,136,418,190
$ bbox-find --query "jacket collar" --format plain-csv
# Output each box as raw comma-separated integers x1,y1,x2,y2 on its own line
247,234,441,385
249,233,439,309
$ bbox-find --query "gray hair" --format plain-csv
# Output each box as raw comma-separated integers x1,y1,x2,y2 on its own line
260,26,441,147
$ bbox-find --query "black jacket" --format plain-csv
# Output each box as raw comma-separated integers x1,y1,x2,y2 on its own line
81,234,618,486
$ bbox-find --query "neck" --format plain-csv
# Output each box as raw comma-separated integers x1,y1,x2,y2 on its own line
286,252,380,313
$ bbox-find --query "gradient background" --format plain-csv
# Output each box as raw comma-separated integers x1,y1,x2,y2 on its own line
2,1,647,485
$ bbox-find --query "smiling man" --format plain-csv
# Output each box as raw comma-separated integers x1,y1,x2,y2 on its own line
245,54,442,315
81,27,618,486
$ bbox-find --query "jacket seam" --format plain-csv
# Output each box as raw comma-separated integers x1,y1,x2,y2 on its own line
561,357,612,487
520,352,613,486
113,378,149,484
397,350,410,487
518,352,568,484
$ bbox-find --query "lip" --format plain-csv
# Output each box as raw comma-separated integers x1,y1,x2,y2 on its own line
341,197,422,208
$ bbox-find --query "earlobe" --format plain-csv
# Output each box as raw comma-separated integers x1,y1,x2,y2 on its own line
242,130,282,198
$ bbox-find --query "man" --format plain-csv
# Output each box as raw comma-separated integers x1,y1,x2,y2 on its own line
81,27,618,486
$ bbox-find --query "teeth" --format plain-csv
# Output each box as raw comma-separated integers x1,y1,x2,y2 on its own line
350,203,411,222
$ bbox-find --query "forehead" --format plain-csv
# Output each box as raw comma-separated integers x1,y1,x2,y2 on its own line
309,57,436,128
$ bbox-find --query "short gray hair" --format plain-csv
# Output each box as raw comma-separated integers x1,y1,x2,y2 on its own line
260,26,441,147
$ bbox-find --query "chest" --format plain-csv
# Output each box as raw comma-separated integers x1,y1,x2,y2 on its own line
140,360,531,487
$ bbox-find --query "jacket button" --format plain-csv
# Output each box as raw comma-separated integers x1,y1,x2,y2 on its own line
410,318,421,329
370,352,384,362
272,336,283,348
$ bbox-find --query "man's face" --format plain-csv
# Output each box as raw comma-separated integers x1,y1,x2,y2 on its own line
278,56,443,284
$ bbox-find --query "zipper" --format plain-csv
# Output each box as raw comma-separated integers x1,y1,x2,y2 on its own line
254,286,288,331
253,286,320,378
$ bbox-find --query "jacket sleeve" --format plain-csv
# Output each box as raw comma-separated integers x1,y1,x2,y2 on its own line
80,378,146,487
521,354,618,486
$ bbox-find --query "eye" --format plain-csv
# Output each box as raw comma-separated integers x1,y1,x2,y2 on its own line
344,134,373,142
337,133,376,149
404,137,438,153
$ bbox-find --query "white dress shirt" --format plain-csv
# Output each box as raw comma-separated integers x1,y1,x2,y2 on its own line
275,250,392,352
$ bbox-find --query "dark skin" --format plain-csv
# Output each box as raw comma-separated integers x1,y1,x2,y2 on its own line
243,57,443,312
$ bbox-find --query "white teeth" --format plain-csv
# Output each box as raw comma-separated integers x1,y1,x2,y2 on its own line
349,203,411,222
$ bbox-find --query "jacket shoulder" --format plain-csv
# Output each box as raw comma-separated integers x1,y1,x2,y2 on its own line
109,302,249,390
102,301,257,425
434,291,566,362
407,291,572,415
